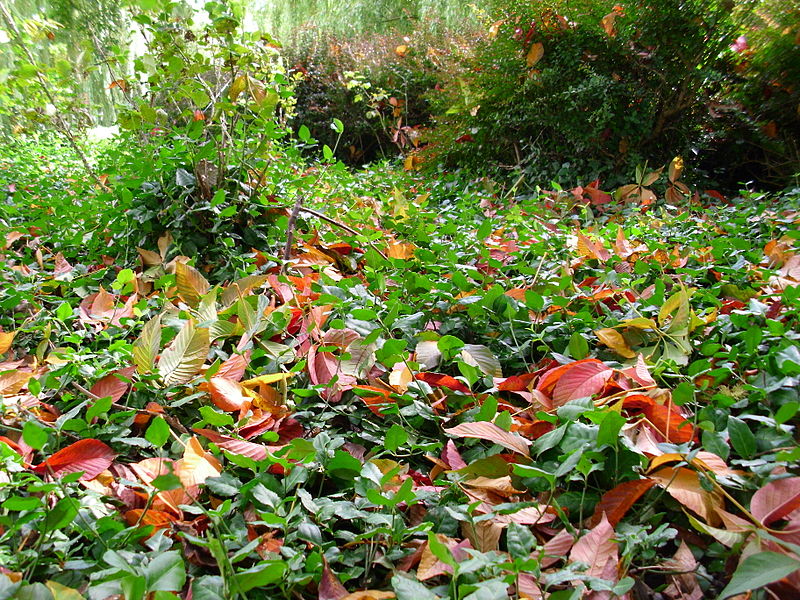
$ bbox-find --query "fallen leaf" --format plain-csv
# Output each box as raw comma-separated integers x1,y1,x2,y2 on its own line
750,477,800,526
569,513,618,579
194,428,274,461
32,439,115,480
595,328,636,358
623,394,695,444
208,377,251,412
444,422,531,457
175,437,222,489
89,366,137,403
415,372,471,394
590,478,656,526
0,331,15,354
319,555,348,600
551,360,613,406
648,466,723,525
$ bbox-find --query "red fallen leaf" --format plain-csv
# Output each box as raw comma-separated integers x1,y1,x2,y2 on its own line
415,372,471,394
542,529,575,568
569,512,619,579
208,377,251,412
751,477,800,526
455,134,474,143
124,508,177,530
351,385,395,416
89,366,137,403
275,417,304,444
497,373,537,391
622,394,695,444
133,401,164,428
214,352,250,381
513,419,555,440
537,359,603,396
237,413,278,439
193,428,278,461
326,243,355,256
590,478,656,526
319,556,348,600
32,439,115,480
444,422,531,457
287,308,304,336
551,360,613,407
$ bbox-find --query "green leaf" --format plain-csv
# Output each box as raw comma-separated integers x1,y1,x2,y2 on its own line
568,332,589,360
145,416,170,447
144,551,186,592
385,424,408,452
198,406,234,427
506,522,536,559
56,302,72,321
43,497,78,532
298,125,311,142
597,411,625,448
391,573,439,600
191,577,225,600
86,396,113,422
22,421,49,450
158,320,210,386
133,313,162,375
331,118,344,134
233,561,286,592
351,308,378,321
727,416,756,459
2,495,42,511
775,401,799,425
719,551,800,599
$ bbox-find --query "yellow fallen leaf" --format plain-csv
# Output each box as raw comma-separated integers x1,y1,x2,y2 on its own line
241,372,294,387
595,328,636,358
0,330,15,354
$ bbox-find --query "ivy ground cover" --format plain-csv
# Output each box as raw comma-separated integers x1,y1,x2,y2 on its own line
1,171,800,599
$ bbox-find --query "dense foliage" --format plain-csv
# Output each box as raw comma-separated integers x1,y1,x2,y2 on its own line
1,1,800,599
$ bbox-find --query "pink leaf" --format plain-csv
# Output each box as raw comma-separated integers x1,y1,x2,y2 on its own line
751,477,800,526
552,361,613,406
569,513,619,579
442,439,467,469
32,439,115,480
444,422,531,457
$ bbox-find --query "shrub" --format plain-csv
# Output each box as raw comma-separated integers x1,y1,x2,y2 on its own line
422,0,738,187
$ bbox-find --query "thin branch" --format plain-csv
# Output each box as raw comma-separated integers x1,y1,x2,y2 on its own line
299,206,389,261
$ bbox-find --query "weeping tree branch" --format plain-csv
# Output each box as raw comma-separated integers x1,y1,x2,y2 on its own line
0,0,103,188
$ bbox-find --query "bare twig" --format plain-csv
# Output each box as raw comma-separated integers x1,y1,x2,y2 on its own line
299,206,389,261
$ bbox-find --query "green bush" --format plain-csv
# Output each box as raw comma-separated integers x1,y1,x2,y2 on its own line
422,0,738,187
